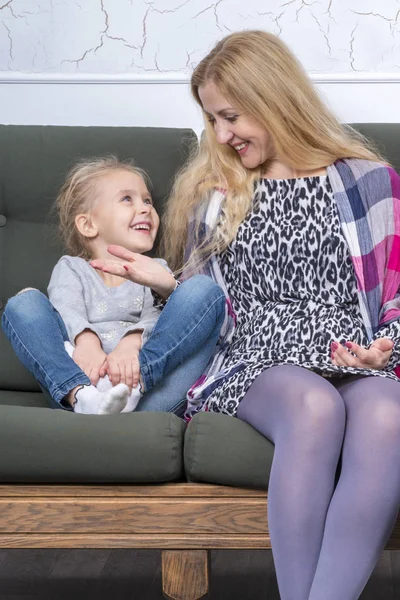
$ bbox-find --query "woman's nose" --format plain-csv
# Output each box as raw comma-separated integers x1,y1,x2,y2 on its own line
215,122,233,145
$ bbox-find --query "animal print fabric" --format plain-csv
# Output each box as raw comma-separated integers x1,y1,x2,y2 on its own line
205,176,398,416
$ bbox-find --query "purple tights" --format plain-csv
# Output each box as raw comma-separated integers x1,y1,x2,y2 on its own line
237,365,400,600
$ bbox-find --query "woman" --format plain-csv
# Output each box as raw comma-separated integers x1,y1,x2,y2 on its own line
162,30,400,600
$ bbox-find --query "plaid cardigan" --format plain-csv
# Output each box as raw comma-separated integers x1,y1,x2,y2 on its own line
183,159,400,419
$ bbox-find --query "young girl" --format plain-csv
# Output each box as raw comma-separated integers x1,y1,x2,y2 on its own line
2,157,225,415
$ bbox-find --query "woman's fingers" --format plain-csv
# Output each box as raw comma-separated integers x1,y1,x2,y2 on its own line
331,339,393,370
107,245,136,262
331,342,359,367
343,341,370,363
90,259,126,274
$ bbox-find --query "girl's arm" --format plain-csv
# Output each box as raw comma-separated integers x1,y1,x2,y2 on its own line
48,258,107,384
47,257,96,345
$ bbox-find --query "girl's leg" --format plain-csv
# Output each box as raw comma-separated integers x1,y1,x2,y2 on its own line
236,365,346,600
2,289,129,414
136,275,225,413
136,334,219,414
1,289,90,405
308,376,400,600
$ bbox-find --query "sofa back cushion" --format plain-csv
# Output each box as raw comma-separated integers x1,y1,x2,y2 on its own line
0,125,196,391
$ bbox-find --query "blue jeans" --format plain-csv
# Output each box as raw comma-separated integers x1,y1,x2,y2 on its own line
1,275,225,415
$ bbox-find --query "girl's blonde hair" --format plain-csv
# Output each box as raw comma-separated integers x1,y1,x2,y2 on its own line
55,156,151,259
162,30,385,273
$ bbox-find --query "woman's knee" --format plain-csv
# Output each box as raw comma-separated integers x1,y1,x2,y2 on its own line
297,384,346,435
253,366,345,426
241,366,346,442
345,379,400,443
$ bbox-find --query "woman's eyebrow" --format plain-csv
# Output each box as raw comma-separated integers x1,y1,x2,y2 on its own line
204,108,236,116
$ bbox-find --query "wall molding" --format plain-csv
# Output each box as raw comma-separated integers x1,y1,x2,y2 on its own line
1,72,400,84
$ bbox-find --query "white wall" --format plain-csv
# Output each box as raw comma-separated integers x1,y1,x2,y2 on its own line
1,0,400,129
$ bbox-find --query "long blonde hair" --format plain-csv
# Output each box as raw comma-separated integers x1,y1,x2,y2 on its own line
162,30,384,273
55,156,150,259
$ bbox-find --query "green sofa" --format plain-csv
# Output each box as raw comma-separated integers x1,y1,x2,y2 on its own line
0,124,399,600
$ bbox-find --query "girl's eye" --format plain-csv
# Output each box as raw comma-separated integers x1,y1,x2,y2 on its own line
122,195,132,202
144,198,153,205
226,116,238,123
207,116,215,124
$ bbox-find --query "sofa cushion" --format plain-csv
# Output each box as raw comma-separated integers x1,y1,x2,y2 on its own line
0,390,49,408
0,399,185,482
184,412,274,490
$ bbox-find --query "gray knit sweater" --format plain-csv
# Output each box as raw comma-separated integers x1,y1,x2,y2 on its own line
48,255,166,353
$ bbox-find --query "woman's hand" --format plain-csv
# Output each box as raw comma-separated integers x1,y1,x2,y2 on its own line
331,338,394,370
73,330,107,385
90,245,176,300
102,332,142,390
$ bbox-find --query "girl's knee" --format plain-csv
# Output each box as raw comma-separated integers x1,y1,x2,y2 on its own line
16,287,40,296
4,288,47,319
180,275,225,306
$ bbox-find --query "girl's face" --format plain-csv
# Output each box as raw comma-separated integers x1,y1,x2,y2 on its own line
198,80,275,169
87,170,159,256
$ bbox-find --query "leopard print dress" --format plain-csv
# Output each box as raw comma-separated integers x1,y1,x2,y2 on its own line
204,175,399,417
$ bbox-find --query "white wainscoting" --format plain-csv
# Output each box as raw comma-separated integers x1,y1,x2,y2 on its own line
1,73,400,134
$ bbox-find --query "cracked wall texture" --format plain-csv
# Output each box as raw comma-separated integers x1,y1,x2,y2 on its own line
0,0,400,74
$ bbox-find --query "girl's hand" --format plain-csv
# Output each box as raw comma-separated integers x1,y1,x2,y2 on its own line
103,332,142,390
73,330,107,385
90,245,176,299
331,338,394,370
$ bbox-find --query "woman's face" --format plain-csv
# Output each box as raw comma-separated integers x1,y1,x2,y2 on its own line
198,80,275,169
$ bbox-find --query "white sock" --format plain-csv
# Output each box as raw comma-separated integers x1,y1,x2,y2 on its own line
121,384,143,413
73,383,129,415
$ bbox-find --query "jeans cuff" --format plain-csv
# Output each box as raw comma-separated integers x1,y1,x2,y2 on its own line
52,373,91,404
139,356,154,392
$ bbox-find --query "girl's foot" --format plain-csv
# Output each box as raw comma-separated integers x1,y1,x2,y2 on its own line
121,384,143,412
72,383,129,415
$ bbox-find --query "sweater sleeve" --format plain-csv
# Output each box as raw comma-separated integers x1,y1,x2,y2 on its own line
47,258,97,345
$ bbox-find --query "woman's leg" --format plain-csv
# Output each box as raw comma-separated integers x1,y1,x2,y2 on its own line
308,376,400,600
236,365,346,600
1,289,90,405
136,275,226,413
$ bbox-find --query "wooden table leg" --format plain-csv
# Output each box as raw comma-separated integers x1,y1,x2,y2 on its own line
162,549,209,600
